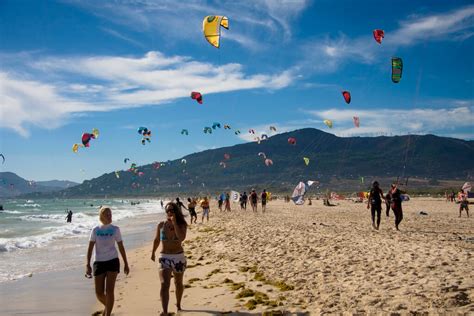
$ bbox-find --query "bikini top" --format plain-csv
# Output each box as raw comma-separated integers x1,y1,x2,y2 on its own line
160,221,179,241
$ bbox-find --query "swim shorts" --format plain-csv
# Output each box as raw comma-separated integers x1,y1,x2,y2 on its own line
159,253,187,273
203,207,209,217
93,257,120,276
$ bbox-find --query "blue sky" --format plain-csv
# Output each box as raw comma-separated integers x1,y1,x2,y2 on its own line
1,0,473,182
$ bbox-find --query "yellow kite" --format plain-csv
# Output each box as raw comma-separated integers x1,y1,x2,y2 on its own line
203,16,229,48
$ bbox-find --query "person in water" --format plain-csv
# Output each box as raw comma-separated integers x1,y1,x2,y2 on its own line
151,202,187,316
367,181,384,230
86,207,129,316
389,184,404,230
187,198,198,224
65,209,73,223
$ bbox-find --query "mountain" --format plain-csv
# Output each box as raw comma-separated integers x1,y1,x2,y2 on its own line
39,128,472,197
36,180,78,189
0,172,78,198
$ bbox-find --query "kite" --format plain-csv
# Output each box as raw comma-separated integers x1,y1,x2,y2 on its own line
181,129,189,135
353,116,360,128
373,29,384,44
124,158,130,164
72,143,83,153
0,154,4,164
219,161,226,168
288,137,296,145
212,122,221,129
234,130,241,135
391,57,403,83
303,157,310,166
181,159,187,164
230,191,240,203
265,158,273,166
81,133,95,147
203,127,213,134
115,171,120,179
269,126,277,132
202,15,229,48
137,127,152,145
224,153,230,160
261,134,268,140
224,124,231,129
291,181,310,205
249,129,255,134
462,182,471,193
191,91,203,104
258,152,266,159
324,119,333,128
342,91,351,104
254,137,261,144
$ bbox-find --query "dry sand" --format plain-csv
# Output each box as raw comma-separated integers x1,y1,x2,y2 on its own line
98,198,473,315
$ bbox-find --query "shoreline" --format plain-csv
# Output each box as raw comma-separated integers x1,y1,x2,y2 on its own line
105,198,474,314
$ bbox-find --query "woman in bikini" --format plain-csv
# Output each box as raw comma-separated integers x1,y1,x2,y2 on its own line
151,202,188,315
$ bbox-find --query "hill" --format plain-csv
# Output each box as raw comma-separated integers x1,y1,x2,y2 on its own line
0,172,78,198
37,128,473,197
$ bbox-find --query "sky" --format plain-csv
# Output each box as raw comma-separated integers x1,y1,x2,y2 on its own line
0,0,473,182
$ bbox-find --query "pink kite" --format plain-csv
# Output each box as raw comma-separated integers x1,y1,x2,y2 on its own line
190,91,203,104
373,29,384,44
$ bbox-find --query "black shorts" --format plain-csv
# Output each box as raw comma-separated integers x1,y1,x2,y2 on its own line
262,200,267,205
189,209,197,217
93,258,120,276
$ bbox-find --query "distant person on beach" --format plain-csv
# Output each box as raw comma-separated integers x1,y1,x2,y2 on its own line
200,197,210,223
86,207,129,316
224,193,231,211
161,200,164,209
218,193,224,211
261,189,267,213
187,198,198,224
389,184,404,230
367,181,384,230
239,194,244,209
65,210,73,223
385,192,391,217
175,198,187,213
151,202,188,316
242,192,248,210
458,190,470,218
250,190,258,212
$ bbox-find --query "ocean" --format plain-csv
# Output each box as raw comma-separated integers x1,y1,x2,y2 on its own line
0,198,168,283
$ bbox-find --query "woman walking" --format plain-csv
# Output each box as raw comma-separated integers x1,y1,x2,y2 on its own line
151,202,188,315
367,181,384,230
86,207,129,316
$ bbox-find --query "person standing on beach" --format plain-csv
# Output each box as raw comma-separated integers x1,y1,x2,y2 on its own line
250,190,258,212
175,198,187,214
161,200,164,209
86,207,130,316
242,192,248,210
261,189,267,213
187,198,198,224
200,197,210,223
151,202,187,316
389,184,404,230
217,193,224,212
385,192,391,217
458,190,470,218
367,181,384,230
224,193,231,212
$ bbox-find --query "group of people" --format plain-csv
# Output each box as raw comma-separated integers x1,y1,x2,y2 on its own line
237,189,269,212
367,181,405,231
86,203,188,316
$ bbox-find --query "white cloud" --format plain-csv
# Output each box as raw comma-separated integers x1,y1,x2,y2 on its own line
0,51,294,136
65,0,311,48
305,106,474,138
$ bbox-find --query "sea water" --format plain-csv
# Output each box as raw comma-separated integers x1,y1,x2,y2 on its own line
0,198,168,282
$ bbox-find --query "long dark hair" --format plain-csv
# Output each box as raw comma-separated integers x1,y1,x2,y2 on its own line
165,202,187,227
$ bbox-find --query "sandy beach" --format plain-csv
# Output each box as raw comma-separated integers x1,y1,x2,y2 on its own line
91,197,474,315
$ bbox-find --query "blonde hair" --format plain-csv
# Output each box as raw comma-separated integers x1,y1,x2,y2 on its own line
99,206,112,224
